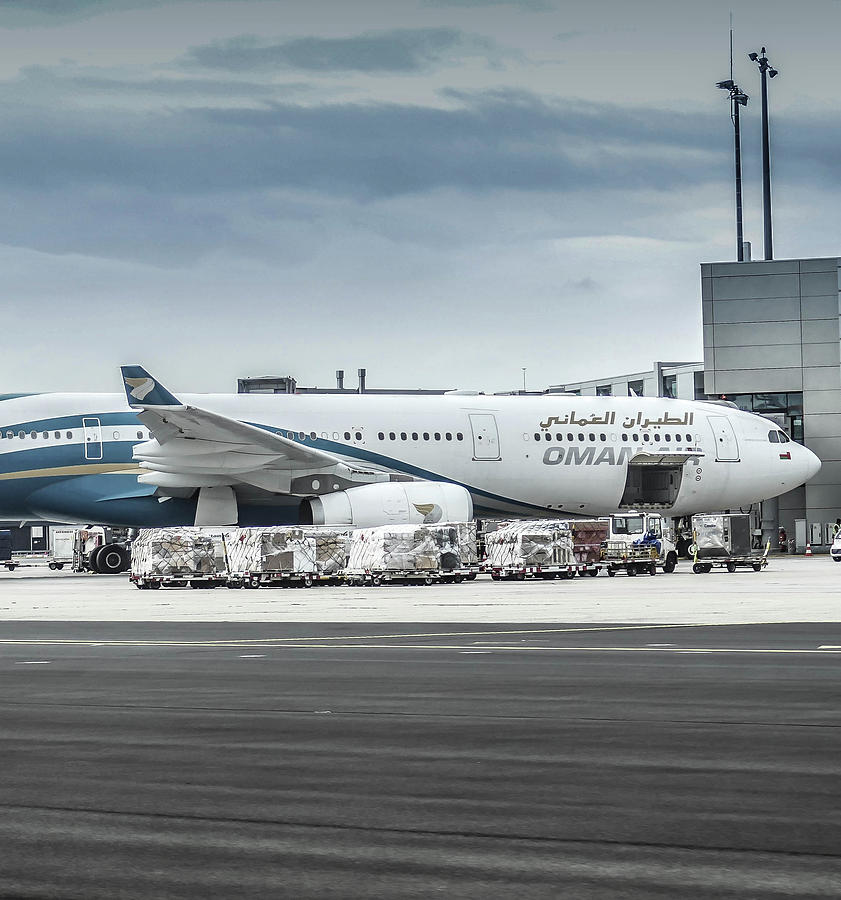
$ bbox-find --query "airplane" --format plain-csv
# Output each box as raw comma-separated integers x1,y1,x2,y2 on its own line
0,366,820,537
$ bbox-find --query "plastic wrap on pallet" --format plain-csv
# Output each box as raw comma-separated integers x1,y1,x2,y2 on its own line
131,528,228,577
226,527,351,575
347,522,478,573
565,519,610,565
692,514,752,558
484,521,574,569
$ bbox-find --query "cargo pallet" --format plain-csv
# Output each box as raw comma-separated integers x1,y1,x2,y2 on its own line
130,573,227,590
691,555,768,574
345,568,479,586
489,564,599,581
228,571,340,589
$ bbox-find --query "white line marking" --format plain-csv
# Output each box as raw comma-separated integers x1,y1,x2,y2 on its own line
0,623,774,648
238,654,265,658
818,646,841,650
240,644,841,655
460,651,491,654
16,660,51,665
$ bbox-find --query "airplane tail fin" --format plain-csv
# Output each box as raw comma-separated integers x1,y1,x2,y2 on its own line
120,365,182,408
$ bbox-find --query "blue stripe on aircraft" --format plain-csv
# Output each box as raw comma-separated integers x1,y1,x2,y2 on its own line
245,421,550,515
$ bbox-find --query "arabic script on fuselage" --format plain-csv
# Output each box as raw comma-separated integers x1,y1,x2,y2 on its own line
539,411,695,430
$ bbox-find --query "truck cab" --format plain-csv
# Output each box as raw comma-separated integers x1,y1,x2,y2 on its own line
609,512,678,572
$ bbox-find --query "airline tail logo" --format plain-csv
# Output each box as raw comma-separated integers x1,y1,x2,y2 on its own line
124,376,156,401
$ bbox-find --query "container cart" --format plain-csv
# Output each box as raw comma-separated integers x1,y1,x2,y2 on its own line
690,513,769,573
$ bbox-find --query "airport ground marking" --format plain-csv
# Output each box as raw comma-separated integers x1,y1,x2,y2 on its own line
0,622,803,648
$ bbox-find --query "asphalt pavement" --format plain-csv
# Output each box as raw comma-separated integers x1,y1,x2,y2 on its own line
1,621,840,898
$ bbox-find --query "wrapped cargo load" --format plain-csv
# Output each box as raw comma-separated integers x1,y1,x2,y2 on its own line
566,519,610,565
131,528,228,578
692,513,752,558
226,527,351,576
484,521,574,569
347,522,478,573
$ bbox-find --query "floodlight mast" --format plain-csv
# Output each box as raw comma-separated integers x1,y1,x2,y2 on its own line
750,47,779,260
717,79,749,261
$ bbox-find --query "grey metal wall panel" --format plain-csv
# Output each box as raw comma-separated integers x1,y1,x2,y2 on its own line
800,272,840,297
702,300,713,325
804,390,841,415
801,460,841,486
703,325,714,348
712,322,801,347
701,278,712,301
803,343,840,367
801,436,841,461
713,368,803,392
711,273,799,301
714,345,802,370
711,297,800,324
801,414,841,439
802,320,839,343
778,484,805,512
802,296,840,320
799,258,840,273
803,367,841,391
703,364,715,395
710,261,799,277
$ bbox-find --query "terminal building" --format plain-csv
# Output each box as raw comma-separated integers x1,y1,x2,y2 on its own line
555,256,841,551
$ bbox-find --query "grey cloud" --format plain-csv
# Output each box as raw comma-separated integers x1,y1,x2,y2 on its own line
186,28,501,74
12,65,313,100
423,0,552,10
0,0,250,26
0,87,837,266
0,88,835,202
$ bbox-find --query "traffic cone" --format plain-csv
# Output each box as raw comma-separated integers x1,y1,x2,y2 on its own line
805,543,812,557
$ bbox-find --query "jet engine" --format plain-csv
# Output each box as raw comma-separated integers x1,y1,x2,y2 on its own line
301,482,473,528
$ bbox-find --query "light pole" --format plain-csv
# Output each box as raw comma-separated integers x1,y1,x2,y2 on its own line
716,79,749,261
749,47,779,260
521,368,527,393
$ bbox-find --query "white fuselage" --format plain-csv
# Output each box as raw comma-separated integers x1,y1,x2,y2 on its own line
0,390,821,526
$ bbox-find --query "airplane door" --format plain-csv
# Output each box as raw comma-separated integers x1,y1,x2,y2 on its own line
469,414,501,460
82,417,103,460
707,415,739,461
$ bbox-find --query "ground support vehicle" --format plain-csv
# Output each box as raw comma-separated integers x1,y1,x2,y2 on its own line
600,541,659,576
607,513,678,573
690,513,768,573
346,566,479,586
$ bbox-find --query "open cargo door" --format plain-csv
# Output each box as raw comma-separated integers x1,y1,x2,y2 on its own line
619,452,700,509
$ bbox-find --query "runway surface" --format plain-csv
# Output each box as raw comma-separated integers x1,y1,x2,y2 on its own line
2,621,841,898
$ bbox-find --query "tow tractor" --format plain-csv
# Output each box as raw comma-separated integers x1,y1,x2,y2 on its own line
604,512,678,573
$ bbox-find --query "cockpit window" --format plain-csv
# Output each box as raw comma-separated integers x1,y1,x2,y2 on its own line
779,431,790,443
768,430,779,443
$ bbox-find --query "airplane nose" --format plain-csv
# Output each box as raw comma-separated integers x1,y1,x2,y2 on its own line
801,445,821,481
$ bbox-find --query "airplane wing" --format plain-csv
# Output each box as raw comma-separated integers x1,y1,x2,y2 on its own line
120,366,387,524
121,365,342,467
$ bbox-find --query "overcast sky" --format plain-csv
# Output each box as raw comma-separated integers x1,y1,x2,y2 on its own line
1,0,839,394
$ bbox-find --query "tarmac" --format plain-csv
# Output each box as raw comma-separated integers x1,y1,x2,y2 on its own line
1,556,840,898
0,553,839,622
